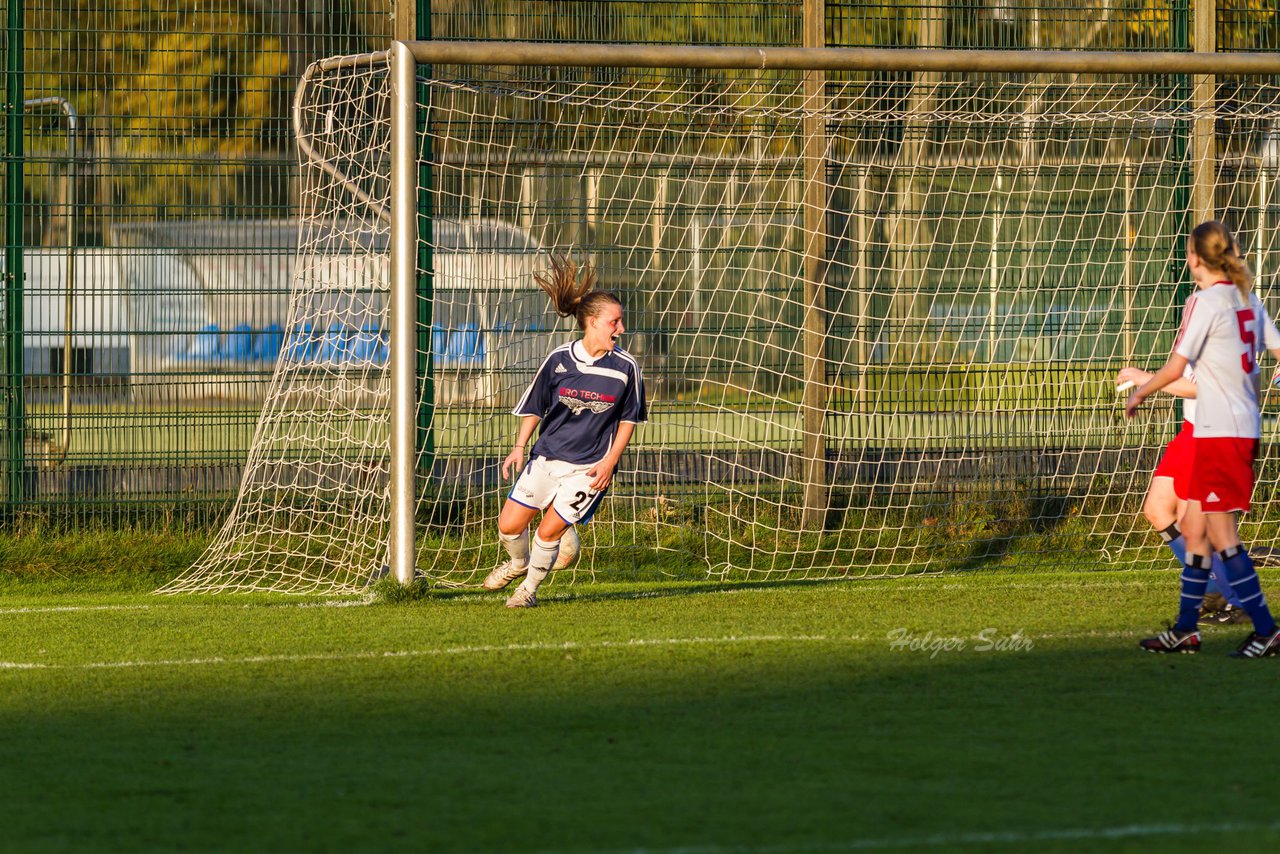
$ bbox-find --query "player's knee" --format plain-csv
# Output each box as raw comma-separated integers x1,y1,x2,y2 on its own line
497,515,528,538
1142,496,1172,529
1181,524,1208,551
535,516,568,542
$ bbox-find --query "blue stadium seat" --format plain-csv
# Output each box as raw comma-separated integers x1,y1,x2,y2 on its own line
254,323,284,362
442,327,465,366
285,323,318,363
348,323,387,366
187,323,221,361
319,321,351,364
226,323,254,360
457,323,485,366
431,325,448,364
444,323,485,367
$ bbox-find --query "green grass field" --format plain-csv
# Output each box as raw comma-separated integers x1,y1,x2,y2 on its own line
4,566,1280,853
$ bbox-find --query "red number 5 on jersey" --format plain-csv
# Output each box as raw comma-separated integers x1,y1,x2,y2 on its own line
1236,308,1257,374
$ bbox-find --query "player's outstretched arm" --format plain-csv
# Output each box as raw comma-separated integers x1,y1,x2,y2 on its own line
1126,354,1190,418
1116,366,1196,399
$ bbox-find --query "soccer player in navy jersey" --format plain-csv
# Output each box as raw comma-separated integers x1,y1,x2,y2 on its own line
482,257,647,608
1126,221,1280,657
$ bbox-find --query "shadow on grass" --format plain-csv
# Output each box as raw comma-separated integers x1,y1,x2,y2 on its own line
3,632,1279,853
377,561,1163,608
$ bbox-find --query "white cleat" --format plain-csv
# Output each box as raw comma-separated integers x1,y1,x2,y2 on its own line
483,561,528,591
505,586,538,609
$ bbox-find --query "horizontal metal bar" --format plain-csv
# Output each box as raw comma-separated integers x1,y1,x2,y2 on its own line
314,50,392,75
407,41,1280,75
293,50,392,225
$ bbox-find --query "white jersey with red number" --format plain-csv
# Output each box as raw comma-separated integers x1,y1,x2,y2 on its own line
1173,283,1280,439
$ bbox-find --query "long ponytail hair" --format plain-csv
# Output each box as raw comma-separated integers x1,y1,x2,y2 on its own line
534,256,621,331
1190,220,1253,299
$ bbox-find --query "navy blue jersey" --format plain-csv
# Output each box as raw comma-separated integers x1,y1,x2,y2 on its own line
513,341,647,464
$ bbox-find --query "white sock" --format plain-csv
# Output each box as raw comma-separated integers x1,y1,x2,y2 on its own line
498,529,530,569
519,534,560,593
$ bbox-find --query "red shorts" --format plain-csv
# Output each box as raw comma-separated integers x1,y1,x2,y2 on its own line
1188,436,1258,514
1152,420,1195,500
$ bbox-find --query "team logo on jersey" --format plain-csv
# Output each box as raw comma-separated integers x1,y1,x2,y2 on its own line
558,386,617,415
559,392,613,415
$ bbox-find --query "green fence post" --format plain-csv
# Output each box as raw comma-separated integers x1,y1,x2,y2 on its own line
416,0,435,496
1171,0,1194,303
4,0,25,510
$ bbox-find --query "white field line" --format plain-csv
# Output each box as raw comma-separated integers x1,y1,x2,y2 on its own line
581,819,1280,853
0,629,1148,672
0,596,375,616
0,604,156,616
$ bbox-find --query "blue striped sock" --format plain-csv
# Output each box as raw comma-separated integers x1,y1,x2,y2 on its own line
1175,554,1211,632
1208,552,1243,607
1160,524,1185,564
1221,545,1277,636
1161,524,1242,607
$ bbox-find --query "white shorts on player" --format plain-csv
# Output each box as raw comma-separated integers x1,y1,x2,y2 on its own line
508,456,607,526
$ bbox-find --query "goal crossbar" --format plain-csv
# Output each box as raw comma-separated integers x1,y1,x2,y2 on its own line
402,40,1280,75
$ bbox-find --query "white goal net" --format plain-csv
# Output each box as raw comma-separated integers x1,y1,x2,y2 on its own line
163,47,1280,594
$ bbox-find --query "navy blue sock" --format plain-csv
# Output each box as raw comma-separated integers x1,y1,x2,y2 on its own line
1204,574,1223,597
1160,523,1185,564
1161,524,1243,607
1208,552,1243,607
1175,553,1211,632
1221,545,1277,635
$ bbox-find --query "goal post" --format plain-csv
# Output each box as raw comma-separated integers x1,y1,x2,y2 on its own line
389,41,417,585
162,42,1280,595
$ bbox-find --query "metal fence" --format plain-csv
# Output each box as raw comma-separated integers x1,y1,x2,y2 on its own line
2,1,1278,529
3,1,392,524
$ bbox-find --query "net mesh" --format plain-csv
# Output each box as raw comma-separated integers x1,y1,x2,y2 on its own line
165,53,1280,594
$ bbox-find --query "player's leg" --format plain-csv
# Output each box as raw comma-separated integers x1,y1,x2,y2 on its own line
1143,476,1185,559
505,512,570,608
1209,512,1280,656
1139,497,1207,654
486,458,555,591
1148,427,1242,614
1174,500,1213,632
1194,436,1279,656
1145,483,1243,619
1178,493,1245,617
1205,512,1280,652
485,499,540,590
507,463,601,607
